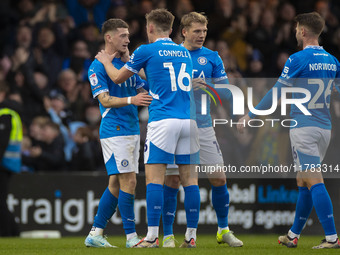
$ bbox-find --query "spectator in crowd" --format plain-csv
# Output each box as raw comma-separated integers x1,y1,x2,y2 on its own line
23,120,65,171
35,24,66,88
78,23,101,58
56,69,89,122
275,2,296,52
0,80,22,236
44,90,74,162
247,8,278,72
4,24,33,57
65,0,112,29
1,0,340,172
27,116,50,147
6,45,48,126
62,40,92,82
70,126,96,171
222,14,248,72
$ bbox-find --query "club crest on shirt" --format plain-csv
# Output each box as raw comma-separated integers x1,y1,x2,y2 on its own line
197,56,207,65
121,159,129,167
89,73,98,86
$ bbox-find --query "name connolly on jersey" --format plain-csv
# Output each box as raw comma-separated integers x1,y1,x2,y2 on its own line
158,50,190,58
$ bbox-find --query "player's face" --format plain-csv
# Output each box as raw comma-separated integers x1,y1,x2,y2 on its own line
110,28,130,53
183,22,207,50
295,24,303,48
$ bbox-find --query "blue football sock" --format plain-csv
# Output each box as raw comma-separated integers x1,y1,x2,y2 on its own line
162,185,179,236
118,189,136,235
184,185,200,228
290,187,313,235
93,187,118,229
310,183,337,236
211,184,229,228
146,183,163,226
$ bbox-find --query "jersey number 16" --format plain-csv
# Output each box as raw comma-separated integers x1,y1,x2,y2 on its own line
164,62,192,92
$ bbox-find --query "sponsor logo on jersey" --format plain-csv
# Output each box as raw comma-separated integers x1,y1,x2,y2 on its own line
92,85,102,91
197,56,207,65
89,73,98,86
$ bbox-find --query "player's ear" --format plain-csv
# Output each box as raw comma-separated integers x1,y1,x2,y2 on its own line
169,28,173,36
149,23,155,33
105,33,111,43
182,28,187,37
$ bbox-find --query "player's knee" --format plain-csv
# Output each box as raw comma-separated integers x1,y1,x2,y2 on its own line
122,175,137,190
165,175,180,189
209,177,226,187
296,176,305,187
108,184,119,197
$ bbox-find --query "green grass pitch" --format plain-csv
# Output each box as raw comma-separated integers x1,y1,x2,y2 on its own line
0,235,338,255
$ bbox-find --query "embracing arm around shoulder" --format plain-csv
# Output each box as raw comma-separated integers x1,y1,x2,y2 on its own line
95,50,134,84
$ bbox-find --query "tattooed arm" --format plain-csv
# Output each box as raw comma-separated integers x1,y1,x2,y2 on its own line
97,92,152,108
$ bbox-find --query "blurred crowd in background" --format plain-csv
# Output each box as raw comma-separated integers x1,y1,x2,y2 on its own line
0,0,340,172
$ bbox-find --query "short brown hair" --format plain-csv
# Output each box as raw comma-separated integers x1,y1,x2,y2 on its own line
145,8,174,33
76,126,94,140
101,18,129,35
180,12,208,30
31,116,50,127
43,121,60,133
294,12,325,36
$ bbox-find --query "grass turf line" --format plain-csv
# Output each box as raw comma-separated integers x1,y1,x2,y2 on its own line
0,235,338,255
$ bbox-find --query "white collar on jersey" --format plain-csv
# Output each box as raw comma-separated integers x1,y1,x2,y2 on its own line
155,38,172,42
304,45,324,50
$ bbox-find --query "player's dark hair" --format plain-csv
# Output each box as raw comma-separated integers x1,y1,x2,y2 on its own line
101,18,129,35
294,12,325,36
145,8,174,33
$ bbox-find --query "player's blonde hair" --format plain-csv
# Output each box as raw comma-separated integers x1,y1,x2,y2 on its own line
180,12,208,30
145,8,174,33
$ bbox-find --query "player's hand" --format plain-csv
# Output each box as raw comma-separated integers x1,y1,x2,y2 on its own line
120,50,130,63
192,78,207,91
95,50,116,65
131,92,153,106
237,114,250,134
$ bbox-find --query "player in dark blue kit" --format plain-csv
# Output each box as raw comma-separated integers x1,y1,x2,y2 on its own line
95,9,200,248
238,12,339,249
84,19,152,248
162,12,243,248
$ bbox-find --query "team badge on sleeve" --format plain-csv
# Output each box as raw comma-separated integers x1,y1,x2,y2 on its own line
89,73,98,86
